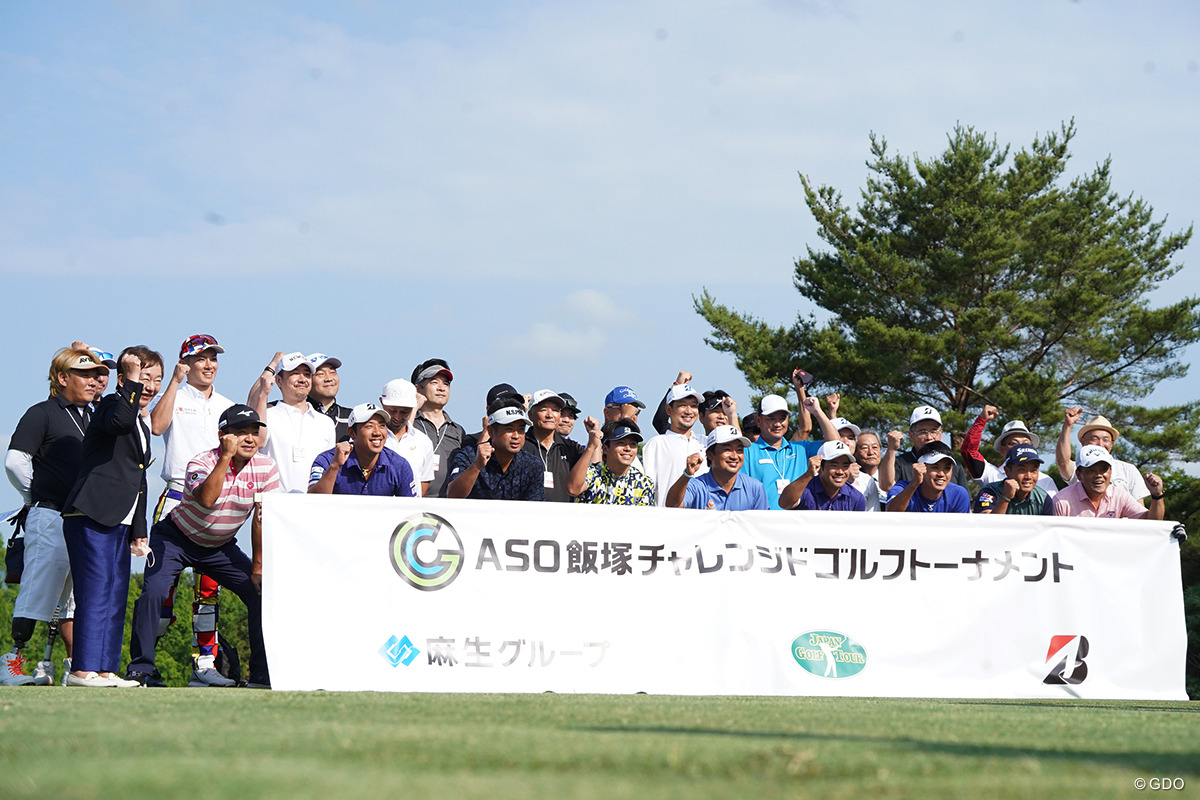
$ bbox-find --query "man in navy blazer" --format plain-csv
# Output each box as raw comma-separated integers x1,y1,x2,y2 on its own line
61,346,164,687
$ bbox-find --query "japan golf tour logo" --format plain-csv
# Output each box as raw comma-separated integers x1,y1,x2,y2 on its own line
389,513,465,591
1042,634,1089,685
791,630,868,679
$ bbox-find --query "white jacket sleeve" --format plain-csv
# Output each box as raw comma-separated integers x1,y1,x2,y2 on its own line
5,449,34,504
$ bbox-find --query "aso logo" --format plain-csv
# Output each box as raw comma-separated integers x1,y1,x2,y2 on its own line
389,513,465,591
1042,635,1089,685
791,630,868,679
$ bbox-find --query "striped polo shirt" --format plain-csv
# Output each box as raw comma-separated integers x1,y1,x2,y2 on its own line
169,448,283,547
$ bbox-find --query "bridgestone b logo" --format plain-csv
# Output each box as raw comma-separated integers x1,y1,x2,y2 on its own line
389,513,464,591
1043,635,1089,685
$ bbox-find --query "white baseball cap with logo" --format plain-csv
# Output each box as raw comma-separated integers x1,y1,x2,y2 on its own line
759,395,789,416
909,406,942,426
830,417,861,438
379,379,418,407
307,353,343,372
1076,444,1113,469
348,402,389,427
817,440,855,462
667,383,704,405
706,425,752,450
275,352,310,374
529,389,565,409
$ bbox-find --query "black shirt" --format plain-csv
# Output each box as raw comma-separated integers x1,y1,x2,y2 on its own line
8,395,92,508
894,450,973,490
522,432,585,503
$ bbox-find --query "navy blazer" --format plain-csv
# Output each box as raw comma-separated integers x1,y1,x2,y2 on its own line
62,380,151,538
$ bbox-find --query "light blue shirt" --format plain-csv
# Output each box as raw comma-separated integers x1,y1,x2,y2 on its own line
683,471,769,511
740,438,820,510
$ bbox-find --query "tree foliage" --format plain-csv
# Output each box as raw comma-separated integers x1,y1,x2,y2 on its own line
696,122,1200,466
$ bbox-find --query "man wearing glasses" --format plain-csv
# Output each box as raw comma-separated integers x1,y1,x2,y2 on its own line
878,406,972,493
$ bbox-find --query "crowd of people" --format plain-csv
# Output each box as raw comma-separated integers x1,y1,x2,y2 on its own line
1,334,1170,689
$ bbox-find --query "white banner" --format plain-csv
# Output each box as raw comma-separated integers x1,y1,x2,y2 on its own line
262,495,1187,699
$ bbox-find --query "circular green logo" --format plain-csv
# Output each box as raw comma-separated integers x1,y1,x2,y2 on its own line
389,513,464,591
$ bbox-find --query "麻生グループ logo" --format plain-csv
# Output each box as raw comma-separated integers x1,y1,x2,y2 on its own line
389,513,464,591
1042,635,1088,685
791,630,868,679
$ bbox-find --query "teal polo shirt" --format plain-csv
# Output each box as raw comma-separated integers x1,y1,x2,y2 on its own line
740,437,821,510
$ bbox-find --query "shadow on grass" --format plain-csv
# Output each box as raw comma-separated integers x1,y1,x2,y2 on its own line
572,725,1200,775
944,700,1200,714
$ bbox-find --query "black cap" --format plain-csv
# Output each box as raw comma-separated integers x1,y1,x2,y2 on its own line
486,383,520,407
557,392,581,415
219,404,265,431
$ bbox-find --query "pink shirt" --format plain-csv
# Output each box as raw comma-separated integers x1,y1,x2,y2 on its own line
170,448,283,547
1052,480,1146,519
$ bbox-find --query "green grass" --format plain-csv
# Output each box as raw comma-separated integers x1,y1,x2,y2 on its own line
0,691,1196,799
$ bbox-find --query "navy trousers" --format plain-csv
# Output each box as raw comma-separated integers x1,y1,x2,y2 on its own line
62,515,131,674
128,519,266,676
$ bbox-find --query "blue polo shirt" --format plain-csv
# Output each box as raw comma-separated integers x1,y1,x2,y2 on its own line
797,480,866,511
886,481,971,513
741,437,820,510
443,446,546,501
683,471,768,511
309,446,417,497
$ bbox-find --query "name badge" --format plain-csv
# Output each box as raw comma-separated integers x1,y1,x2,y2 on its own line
759,458,774,465
432,453,442,473
544,471,555,489
776,478,789,495
292,447,308,463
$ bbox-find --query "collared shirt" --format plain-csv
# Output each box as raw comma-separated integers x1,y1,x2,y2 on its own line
683,471,768,511
886,481,971,513
573,462,656,506
156,382,234,483
1052,481,1147,519
642,429,706,507
443,446,545,501
975,481,1054,515
852,471,881,511
8,395,92,507
797,480,866,511
740,437,819,510
310,397,352,443
413,411,467,498
309,446,416,497
523,431,585,503
261,402,337,493
977,460,1059,497
170,448,283,547
385,427,436,490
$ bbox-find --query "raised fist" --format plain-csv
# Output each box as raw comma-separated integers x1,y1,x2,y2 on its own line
886,430,904,450
806,454,822,476
333,441,353,467
911,461,927,482
675,371,693,386
1001,478,1019,500
1144,472,1164,496
982,405,999,421
1064,406,1083,426
684,452,704,476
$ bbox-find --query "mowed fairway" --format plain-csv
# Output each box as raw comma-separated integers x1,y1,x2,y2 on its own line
0,691,1195,799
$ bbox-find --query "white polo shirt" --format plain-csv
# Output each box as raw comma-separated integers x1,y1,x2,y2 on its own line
385,427,436,493
261,402,337,493
642,428,708,507
157,382,235,484
852,471,881,511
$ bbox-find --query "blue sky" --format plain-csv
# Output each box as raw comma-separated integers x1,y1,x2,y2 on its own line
2,0,1198,512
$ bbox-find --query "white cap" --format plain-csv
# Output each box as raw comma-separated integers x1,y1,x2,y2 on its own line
759,395,789,416
275,352,310,374
380,379,418,407
831,417,861,438
993,420,1039,448
488,406,531,427
909,406,942,426
307,353,343,372
348,402,389,427
667,383,704,404
817,440,854,462
529,389,565,409
706,425,752,450
917,446,956,466
1076,444,1113,469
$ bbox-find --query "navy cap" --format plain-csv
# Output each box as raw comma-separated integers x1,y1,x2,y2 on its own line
486,383,519,407
1004,444,1044,466
219,404,264,431
557,392,581,415
604,424,643,444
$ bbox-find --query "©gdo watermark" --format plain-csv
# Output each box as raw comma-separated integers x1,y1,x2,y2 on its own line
1134,777,1185,790
389,513,465,591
